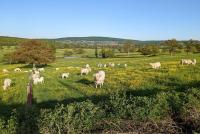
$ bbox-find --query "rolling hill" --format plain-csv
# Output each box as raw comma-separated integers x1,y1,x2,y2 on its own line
0,36,164,46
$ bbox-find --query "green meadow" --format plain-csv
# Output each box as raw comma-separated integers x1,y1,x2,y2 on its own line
0,48,200,133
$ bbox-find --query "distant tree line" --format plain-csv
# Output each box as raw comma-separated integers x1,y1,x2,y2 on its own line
94,39,200,58
1,37,200,59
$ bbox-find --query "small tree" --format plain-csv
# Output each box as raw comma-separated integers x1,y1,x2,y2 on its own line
139,45,159,56
95,45,98,58
73,48,85,54
101,47,106,58
151,45,160,56
5,40,55,66
105,49,115,58
184,40,197,54
64,49,73,56
123,40,135,56
164,39,178,56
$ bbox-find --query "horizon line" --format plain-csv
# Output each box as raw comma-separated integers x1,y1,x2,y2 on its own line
0,35,198,41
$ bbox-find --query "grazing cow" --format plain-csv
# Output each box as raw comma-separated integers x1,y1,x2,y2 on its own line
31,70,40,80
32,73,40,80
61,73,70,79
97,63,103,68
14,68,21,72
81,67,91,75
109,63,115,67
117,63,121,66
2,69,9,73
38,68,45,72
33,77,44,85
104,64,107,68
3,78,12,90
181,59,196,65
124,64,127,68
35,70,40,76
94,71,105,88
85,64,90,68
192,59,197,65
149,62,161,69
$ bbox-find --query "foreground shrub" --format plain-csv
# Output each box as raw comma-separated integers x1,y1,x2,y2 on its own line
39,100,104,134
0,112,17,134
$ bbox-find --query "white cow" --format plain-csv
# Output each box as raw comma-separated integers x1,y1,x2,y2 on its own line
33,77,44,85
14,68,21,72
192,59,197,65
61,73,70,79
94,71,105,88
97,63,103,68
3,78,12,90
81,67,91,75
31,70,40,80
2,69,9,73
181,59,196,65
104,64,107,68
109,63,115,67
38,68,45,72
149,62,161,69
124,64,127,68
56,68,59,71
85,64,90,68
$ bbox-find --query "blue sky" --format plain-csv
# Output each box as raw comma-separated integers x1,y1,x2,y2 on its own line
0,0,200,40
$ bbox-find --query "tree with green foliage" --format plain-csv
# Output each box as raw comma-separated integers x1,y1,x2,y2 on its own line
5,40,55,65
164,39,178,56
184,40,197,55
95,45,98,58
139,45,159,56
73,48,85,54
105,49,115,58
64,49,73,56
101,47,106,58
123,41,135,56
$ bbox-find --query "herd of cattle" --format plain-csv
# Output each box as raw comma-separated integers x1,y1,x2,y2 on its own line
1,58,197,90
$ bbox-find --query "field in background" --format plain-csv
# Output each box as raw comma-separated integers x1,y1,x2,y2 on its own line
0,50,199,111
1,47,200,133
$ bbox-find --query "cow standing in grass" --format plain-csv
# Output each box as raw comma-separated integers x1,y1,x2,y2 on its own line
3,78,12,90
180,59,196,65
61,73,70,79
94,71,105,88
81,67,91,75
149,62,161,69
2,69,9,73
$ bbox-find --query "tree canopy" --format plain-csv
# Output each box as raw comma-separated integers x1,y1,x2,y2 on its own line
5,40,55,65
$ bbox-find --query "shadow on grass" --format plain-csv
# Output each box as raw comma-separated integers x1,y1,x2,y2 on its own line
0,77,199,133
20,64,52,68
76,78,93,85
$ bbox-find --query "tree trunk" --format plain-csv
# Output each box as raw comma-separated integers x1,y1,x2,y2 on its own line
170,51,173,56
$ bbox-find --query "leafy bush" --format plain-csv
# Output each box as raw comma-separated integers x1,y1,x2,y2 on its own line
0,112,17,134
64,49,73,56
73,48,85,54
39,100,104,134
139,45,160,56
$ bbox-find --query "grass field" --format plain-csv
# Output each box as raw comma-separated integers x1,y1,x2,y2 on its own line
0,51,199,105
0,49,200,133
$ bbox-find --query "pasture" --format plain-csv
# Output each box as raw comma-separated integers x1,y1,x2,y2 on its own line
0,49,200,133
0,52,199,106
